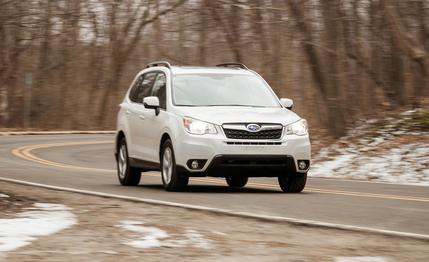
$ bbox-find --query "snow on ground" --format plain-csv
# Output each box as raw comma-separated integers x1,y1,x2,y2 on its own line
118,220,212,249
309,110,429,185
119,220,169,249
0,194,9,198
310,143,429,185
0,203,77,252
182,230,212,249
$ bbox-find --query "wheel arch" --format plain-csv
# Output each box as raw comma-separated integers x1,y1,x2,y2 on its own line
115,130,126,157
159,133,171,161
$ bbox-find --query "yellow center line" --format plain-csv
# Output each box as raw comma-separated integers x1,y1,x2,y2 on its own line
12,141,115,172
11,141,429,203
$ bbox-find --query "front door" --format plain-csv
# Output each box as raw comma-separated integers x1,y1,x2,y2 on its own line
142,72,168,163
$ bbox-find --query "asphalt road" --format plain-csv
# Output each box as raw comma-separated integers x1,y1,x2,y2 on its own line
1,134,428,236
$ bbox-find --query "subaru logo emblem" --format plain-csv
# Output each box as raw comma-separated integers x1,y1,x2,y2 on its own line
246,124,261,132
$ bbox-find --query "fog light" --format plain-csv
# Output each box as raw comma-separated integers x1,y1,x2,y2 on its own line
191,160,199,169
186,159,207,170
298,161,307,170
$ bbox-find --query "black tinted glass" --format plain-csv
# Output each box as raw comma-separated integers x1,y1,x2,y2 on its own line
135,72,157,103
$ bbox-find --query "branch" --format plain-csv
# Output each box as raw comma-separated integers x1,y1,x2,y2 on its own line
381,0,428,75
287,0,327,96
124,0,186,58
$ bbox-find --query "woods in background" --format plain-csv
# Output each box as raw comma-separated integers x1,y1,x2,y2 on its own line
0,0,428,137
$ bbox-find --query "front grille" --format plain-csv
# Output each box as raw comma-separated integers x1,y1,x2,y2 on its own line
226,141,282,145
223,128,282,140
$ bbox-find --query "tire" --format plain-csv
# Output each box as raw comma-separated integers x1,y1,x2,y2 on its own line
225,176,248,188
278,172,307,193
117,138,141,186
161,139,189,191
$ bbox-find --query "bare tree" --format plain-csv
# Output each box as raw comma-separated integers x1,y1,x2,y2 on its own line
0,0,427,137
97,0,186,126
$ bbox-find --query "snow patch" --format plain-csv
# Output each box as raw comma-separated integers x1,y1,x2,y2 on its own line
310,142,429,185
0,194,9,198
119,220,169,249
0,203,77,253
118,220,212,249
211,230,227,236
97,250,119,255
184,229,212,249
310,111,429,185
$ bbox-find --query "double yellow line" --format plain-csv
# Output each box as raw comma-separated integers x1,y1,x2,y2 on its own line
12,141,115,173
11,141,429,203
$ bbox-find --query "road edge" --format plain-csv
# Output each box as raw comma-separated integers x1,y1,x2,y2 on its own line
1,177,428,241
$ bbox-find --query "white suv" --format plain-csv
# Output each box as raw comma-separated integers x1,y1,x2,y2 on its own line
115,61,310,192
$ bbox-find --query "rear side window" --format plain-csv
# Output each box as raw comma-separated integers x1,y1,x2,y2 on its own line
130,72,157,104
151,73,167,109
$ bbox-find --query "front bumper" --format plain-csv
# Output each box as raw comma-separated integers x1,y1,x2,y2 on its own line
178,154,299,177
174,131,311,176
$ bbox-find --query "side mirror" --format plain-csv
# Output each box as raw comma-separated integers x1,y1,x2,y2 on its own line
143,96,160,115
280,98,294,110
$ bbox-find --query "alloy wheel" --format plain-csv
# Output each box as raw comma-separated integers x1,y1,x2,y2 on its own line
162,147,173,184
118,144,127,179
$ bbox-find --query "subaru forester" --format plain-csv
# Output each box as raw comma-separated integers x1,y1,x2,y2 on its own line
115,61,310,192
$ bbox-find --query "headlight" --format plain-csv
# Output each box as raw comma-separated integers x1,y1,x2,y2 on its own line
286,119,308,136
183,117,217,135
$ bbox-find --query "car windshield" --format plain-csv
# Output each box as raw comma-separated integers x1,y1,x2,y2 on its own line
173,73,280,107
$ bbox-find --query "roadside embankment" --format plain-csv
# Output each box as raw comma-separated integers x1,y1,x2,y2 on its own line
1,181,428,261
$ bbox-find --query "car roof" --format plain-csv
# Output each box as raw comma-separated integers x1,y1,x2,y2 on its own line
168,66,256,76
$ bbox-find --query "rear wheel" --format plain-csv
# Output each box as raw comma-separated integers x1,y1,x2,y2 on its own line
161,139,189,191
117,138,141,186
278,172,307,193
225,176,248,188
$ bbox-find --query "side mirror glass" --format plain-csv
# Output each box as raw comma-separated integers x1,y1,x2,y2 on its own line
280,98,294,110
143,96,160,115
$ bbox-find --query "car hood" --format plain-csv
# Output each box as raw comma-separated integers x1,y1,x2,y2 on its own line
173,106,301,126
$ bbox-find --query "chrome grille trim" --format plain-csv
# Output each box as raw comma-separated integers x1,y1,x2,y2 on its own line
222,124,283,132
222,123,283,140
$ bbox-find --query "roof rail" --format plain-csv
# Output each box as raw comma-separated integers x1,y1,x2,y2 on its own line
146,61,171,69
216,63,249,70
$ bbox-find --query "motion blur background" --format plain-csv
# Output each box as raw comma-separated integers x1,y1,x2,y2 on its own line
0,0,428,138
0,3,429,259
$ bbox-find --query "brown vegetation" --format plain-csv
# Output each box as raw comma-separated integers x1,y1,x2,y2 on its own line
0,0,428,137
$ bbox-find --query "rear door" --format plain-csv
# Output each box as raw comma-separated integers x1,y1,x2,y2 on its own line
128,71,157,160
119,74,143,157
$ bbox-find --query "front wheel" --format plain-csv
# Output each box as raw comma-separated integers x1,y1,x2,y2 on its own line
278,172,307,193
117,138,141,186
225,176,248,188
161,139,189,191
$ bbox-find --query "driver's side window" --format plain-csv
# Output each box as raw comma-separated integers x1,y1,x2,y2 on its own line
129,72,157,104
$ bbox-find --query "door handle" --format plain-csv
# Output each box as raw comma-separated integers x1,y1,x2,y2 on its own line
139,115,145,120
